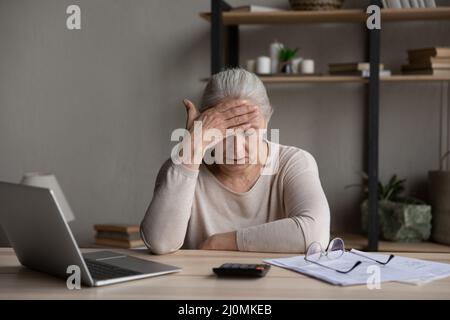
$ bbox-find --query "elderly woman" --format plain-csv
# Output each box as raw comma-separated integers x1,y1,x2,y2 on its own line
140,68,330,254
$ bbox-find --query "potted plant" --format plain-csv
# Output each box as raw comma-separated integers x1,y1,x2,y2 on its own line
428,151,450,245
278,47,298,74
359,174,432,242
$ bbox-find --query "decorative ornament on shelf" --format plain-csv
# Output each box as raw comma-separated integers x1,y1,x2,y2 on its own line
246,59,256,73
289,0,345,11
270,40,284,74
301,59,315,74
292,57,303,74
278,47,299,74
256,56,271,74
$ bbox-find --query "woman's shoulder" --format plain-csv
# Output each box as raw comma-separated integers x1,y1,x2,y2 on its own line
269,142,319,174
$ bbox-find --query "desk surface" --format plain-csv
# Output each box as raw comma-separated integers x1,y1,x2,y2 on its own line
1,248,450,299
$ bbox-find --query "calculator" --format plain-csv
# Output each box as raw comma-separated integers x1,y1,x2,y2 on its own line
213,263,271,277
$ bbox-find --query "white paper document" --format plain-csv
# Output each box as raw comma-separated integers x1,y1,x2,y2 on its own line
264,249,450,286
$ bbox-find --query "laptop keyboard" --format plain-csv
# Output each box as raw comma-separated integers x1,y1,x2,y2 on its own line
85,259,141,280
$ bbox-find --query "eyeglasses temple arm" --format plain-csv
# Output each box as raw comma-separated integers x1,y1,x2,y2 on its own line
351,252,395,265
336,261,362,274
376,254,395,265
305,258,362,274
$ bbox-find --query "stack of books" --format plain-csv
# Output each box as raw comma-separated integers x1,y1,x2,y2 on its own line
94,224,145,248
382,0,437,8
402,47,450,77
329,62,391,78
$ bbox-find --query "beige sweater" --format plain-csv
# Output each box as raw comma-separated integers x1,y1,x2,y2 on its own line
140,142,330,254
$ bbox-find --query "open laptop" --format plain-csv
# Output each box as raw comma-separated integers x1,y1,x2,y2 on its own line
0,181,181,287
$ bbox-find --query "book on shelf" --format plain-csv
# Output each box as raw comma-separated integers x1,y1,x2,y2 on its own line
230,5,285,12
403,61,450,70
94,223,140,234
424,0,437,7
95,237,145,249
402,68,450,76
94,223,144,248
329,62,384,73
383,0,436,8
386,0,402,9
96,231,143,241
408,56,450,65
400,0,411,8
402,47,450,76
410,0,420,7
408,47,450,60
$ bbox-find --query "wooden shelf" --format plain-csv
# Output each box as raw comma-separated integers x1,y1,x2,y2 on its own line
262,75,450,83
200,7,450,25
258,75,366,83
382,75,450,81
335,233,450,253
202,75,450,84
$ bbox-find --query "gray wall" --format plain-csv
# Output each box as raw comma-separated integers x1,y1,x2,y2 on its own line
1,0,449,246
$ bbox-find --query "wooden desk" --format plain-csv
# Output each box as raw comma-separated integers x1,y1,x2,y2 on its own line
1,248,450,299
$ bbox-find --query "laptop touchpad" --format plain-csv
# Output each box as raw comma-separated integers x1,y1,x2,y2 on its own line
104,255,179,273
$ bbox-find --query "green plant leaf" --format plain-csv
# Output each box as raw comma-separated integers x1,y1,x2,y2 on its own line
278,47,298,62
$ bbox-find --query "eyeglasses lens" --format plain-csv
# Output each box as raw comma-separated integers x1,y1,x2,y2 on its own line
306,242,322,262
327,238,344,260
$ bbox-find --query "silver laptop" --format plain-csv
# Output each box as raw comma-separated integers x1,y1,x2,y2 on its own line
0,181,181,287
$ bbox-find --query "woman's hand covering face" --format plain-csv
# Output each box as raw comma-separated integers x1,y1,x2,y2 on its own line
183,99,264,150
184,99,259,131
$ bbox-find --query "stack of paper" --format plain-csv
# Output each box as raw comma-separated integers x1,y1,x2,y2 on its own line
264,249,450,286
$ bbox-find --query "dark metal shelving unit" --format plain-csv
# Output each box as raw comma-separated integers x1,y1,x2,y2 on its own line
366,1,381,251
204,0,450,251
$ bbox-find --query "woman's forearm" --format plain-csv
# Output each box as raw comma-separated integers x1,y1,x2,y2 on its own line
200,231,238,251
140,159,199,254
236,215,329,253
235,218,305,253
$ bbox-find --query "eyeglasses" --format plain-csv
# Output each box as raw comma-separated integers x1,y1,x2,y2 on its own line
351,250,395,265
304,238,394,274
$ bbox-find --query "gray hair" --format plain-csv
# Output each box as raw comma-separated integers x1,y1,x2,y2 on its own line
200,68,273,121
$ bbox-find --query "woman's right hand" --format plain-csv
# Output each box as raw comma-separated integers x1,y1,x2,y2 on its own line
181,99,259,169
